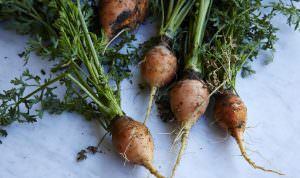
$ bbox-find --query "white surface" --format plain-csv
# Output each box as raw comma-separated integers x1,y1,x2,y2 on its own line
1,16,300,178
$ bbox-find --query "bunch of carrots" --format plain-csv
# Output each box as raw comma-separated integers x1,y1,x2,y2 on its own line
0,0,300,177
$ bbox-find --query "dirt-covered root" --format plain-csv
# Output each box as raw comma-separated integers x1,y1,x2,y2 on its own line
100,0,149,38
214,92,283,175
141,44,177,124
168,79,209,178
141,45,177,88
169,79,209,123
214,92,247,134
233,130,284,175
111,116,165,178
170,121,192,178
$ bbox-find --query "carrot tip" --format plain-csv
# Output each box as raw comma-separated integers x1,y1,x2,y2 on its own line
170,122,192,178
143,161,165,178
235,135,284,175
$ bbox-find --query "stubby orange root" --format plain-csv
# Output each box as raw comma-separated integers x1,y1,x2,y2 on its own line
169,79,210,178
100,0,149,38
111,116,165,178
141,45,177,88
214,92,283,175
169,79,209,123
143,86,157,124
141,44,177,124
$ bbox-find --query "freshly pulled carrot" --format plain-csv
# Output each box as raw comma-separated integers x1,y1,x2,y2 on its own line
201,0,295,175
100,0,149,38
214,91,283,175
141,0,195,125
169,77,209,178
141,44,177,124
71,2,165,177
112,116,165,178
168,1,212,177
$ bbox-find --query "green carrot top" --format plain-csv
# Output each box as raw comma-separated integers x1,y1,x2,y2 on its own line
184,0,212,73
159,0,195,40
203,0,300,91
57,0,124,123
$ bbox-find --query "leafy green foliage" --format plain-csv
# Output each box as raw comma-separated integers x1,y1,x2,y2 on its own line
203,0,300,91
0,0,97,63
156,0,300,121
160,0,195,39
0,0,138,141
270,0,300,30
103,33,138,102
0,0,61,64
0,0,137,88
0,69,63,142
149,0,163,16
0,0,58,36
41,78,106,124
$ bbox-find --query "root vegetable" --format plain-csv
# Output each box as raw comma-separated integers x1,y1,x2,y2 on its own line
167,0,212,177
214,92,283,175
74,3,165,177
169,79,209,124
169,78,209,178
141,0,195,125
112,116,165,178
141,44,177,124
141,45,177,88
202,0,298,175
99,0,149,38
0,1,164,177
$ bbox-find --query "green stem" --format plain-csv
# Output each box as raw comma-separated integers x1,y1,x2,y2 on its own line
185,0,212,72
69,60,106,97
78,43,100,84
166,0,175,21
67,74,113,117
160,0,195,39
116,81,121,106
14,2,57,37
160,0,165,33
14,73,66,108
76,0,123,118
77,0,103,77
172,0,195,31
